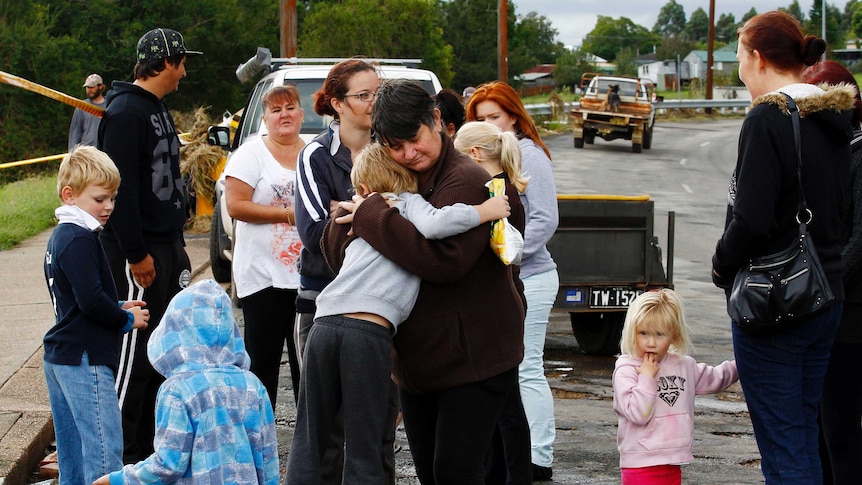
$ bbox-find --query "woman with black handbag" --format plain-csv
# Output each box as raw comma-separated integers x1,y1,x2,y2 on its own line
711,11,854,484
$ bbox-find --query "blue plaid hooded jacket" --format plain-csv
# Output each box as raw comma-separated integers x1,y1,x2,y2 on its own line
107,279,278,484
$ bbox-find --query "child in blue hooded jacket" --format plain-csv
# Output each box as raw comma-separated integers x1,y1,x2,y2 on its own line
94,279,278,484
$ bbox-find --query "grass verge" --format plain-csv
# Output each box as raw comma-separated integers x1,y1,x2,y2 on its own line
0,174,57,250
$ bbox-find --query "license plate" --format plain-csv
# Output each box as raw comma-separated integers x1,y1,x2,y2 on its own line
589,287,643,308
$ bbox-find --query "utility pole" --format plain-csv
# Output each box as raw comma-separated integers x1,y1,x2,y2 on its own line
706,0,715,114
822,0,827,60
498,0,508,82
280,0,297,58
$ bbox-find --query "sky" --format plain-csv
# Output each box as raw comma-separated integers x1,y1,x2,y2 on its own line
514,0,819,49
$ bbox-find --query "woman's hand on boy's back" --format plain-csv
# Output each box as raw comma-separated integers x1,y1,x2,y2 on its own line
638,353,659,379
122,300,149,330
93,474,110,485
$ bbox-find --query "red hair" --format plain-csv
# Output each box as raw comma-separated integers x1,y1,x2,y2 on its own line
801,60,862,129
464,81,551,159
738,11,825,73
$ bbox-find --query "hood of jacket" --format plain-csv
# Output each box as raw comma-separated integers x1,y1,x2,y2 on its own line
752,83,857,142
147,279,250,378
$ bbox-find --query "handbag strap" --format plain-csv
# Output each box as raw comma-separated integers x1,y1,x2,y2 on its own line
781,92,812,225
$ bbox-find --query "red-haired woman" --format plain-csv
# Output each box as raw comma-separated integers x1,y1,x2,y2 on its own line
802,60,862,485
467,81,560,481
711,12,855,483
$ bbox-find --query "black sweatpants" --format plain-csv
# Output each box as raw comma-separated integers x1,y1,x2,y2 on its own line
102,237,190,464
240,286,300,406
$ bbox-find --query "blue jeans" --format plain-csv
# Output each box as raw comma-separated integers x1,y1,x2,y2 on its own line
44,352,124,485
519,269,558,468
733,303,842,485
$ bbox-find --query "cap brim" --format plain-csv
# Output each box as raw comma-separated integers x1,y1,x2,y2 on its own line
184,50,203,57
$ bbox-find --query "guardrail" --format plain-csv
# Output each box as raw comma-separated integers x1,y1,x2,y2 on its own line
525,98,751,118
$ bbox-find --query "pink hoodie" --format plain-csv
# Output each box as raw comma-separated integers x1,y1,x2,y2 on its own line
613,353,738,469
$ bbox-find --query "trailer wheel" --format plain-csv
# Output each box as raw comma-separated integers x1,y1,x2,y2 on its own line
574,136,585,148
632,142,643,153
570,312,624,356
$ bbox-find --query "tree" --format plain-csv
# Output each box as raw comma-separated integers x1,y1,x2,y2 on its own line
300,0,454,86
806,0,843,50
441,0,502,89
552,46,596,90
654,35,696,62
715,13,738,43
509,11,565,80
582,16,660,62
742,7,758,23
614,47,638,76
684,7,709,44
779,0,806,23
653,0,687,37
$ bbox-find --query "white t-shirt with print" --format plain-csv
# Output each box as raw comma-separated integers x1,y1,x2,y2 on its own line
224,135,302,298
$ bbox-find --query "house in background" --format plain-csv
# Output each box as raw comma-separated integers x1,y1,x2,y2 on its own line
515,64,556,96
638,58,690,90
834,39,862,65
684,48,738,81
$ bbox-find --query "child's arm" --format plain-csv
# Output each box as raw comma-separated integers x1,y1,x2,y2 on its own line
120,300,149,330
474,194,511,224
612,360,658,424
693,359,739,395
398,192,510,240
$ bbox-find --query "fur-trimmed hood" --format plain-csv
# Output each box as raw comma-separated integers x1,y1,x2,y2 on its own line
752,83,857,117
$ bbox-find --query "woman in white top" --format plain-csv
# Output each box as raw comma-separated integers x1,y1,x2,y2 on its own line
224,85,305,407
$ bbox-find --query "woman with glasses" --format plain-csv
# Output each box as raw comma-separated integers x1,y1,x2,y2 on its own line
291,59,398,485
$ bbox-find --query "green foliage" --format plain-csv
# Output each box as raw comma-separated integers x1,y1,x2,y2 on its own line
715,13,738,43
614,48,638,77
779,0,806,23
684,7,709,44
509,11,566,83
553,47,596,89
582,16,660,62
742,7,759,23
300,0,454,86
653,0,686,37
441,0,506,90
655,35,696,62
0,174,58,250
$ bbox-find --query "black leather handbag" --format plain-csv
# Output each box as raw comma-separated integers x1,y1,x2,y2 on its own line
728,94,835,330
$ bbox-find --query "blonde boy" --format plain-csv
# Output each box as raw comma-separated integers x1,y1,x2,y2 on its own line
43,146,149,484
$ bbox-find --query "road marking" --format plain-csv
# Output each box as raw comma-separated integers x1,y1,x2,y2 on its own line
682,183,693,193
680,158,687,165
700,141,711,147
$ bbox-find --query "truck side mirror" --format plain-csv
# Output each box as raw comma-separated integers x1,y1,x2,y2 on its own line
207,126,231,149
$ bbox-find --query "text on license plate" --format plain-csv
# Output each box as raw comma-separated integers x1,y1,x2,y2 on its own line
590,288,643,308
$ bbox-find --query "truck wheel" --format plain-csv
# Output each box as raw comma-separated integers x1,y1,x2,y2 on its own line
585,131,595,144
570,312,624,356
574,137,585,149
209,209,232,283
643,126,653,149
632,142,642,153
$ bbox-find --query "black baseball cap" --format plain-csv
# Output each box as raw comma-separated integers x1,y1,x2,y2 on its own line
136,28,203,63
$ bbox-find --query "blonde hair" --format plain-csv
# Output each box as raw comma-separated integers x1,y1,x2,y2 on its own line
453,121,529,193
350,142,418,195
57,145,121,199
619,289,693,357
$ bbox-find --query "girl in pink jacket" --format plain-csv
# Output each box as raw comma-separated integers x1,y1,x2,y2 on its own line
613,289,738,485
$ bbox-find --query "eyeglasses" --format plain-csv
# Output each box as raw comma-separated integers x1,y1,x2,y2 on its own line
343,91,378,102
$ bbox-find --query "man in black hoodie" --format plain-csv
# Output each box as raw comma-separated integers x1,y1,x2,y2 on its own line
97,27,201,464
